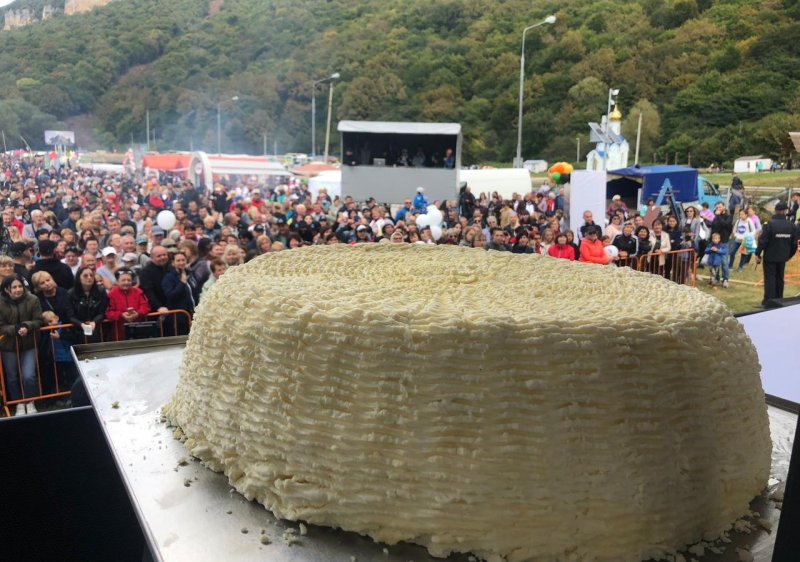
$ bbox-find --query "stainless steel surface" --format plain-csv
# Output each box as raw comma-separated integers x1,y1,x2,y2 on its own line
74,339,797,562
74,339,471,562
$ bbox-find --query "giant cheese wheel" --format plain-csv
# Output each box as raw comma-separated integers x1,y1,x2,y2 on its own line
165,244,771,562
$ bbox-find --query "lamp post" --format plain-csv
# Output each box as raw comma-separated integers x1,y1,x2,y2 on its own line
602,88,619,171
311,72,340,159
323,74,341,163
217,95,239,155
514,15,556,169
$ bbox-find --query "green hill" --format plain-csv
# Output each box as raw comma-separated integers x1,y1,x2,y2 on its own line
1,0,799,167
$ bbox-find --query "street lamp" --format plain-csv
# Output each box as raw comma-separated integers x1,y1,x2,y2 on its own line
311,72,340,159
602,88,619,171
217,95,239,155
514,14,556,169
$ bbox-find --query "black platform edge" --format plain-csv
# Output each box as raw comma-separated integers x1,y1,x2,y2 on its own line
766,394,800,414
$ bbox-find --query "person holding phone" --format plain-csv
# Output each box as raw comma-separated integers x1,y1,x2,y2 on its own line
68,266,108,343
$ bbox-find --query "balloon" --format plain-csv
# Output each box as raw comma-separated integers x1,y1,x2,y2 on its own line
430,224,443,241
561,173,571,184
415,214,431,228
563,163,574,174
426,204,439,215
428,209,444,227
551,162,566,174
552,172,561,184
157,210,176,230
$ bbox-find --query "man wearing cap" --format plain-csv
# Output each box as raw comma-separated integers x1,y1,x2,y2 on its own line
62,246,81,276
96,247,120,290
31,240,74,290
10,242,33,286
353,224,372,244
60,206,82,232
755,201,798,306
135,236,151,265
151,225,166,245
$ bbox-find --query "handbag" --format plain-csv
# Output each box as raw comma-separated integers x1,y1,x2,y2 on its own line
697,221,710,241
124,320,160,340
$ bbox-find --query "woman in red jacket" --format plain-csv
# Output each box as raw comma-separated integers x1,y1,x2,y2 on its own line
579,227,610,265
548,233,576,260
106,269,150,340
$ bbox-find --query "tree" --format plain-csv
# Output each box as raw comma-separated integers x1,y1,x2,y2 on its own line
621,99,661,164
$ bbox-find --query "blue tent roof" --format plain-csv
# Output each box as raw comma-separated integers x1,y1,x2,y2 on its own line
607,165,698,202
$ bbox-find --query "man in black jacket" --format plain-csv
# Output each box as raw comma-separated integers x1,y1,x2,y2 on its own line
711,202,734,287
31,240,73,290
138,245,170,314
755,202,799,306
612,223,638,267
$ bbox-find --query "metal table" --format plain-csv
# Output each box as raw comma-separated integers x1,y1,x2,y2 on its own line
74,338,796,562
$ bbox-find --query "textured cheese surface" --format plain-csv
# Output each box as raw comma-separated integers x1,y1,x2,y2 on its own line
164,244,771,562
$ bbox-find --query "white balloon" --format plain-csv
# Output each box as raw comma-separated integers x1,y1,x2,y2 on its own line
157,210,177,230
430,224,443,241
428,209,444,227
415,214,431,228
426,204,438,215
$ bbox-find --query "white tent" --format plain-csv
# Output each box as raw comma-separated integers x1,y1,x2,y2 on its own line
308,170,342,199
458,168,532,200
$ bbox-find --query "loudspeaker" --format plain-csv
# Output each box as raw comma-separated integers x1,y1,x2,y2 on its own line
765,296,800,309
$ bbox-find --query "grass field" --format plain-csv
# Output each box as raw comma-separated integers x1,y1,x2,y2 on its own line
703,170,800,190
693,254,800,313
525,170,800,190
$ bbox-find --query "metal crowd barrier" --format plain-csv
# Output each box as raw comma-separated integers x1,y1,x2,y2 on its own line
0,309,192,417
610,248,698,287
636,248,698,286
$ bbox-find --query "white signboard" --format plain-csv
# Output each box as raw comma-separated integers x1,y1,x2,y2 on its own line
569,170,607,239
44,130,75,145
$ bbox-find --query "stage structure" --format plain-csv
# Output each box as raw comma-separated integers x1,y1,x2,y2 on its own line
337,121,461,204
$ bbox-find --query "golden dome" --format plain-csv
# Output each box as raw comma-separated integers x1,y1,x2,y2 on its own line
609,103,622,122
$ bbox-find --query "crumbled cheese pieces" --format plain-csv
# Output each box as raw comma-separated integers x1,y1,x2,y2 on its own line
164,245,772,562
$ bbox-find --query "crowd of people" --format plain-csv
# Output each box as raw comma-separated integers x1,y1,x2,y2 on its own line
1,152,798,415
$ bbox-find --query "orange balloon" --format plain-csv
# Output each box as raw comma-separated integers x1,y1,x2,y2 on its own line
551,162,566,174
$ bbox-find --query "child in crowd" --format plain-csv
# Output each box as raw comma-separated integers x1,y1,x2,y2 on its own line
41,311,76,391
704,232,728,289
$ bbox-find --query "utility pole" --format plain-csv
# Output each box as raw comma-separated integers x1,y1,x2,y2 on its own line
263,133,267,156
1,130,6,152
634,112,643,165
576,137,580,163
324,81,335,163
146,109,150,151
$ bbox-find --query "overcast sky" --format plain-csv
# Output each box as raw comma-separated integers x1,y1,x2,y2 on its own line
0,0,15,7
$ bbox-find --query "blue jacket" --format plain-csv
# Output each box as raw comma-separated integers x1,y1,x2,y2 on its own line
704,242,728,267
